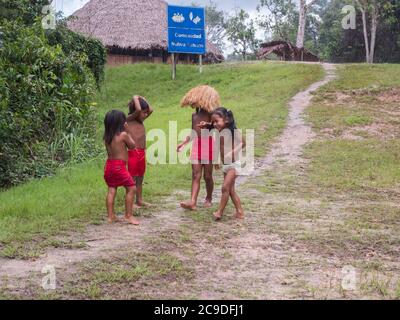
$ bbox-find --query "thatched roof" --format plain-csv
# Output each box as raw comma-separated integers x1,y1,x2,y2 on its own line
67,0,224,61
258,40,320,62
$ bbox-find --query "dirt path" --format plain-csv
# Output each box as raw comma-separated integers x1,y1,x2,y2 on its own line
240,63,336,180
1,64,343,299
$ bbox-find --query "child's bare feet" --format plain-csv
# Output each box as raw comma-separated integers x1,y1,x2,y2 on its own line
136,201,152,208
235,211,245,220
180,201,197,211
213,211,223,221
204,200,213,208
108,215,121,224
124,216,140,225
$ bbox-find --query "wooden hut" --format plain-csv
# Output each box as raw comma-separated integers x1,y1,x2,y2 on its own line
67,0,224,66
258,40,320,62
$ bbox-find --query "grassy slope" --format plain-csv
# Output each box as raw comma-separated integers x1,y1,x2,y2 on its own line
306,64,400,190
0,62,323,258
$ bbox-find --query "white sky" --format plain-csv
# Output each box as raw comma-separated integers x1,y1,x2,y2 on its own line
53,0,266,54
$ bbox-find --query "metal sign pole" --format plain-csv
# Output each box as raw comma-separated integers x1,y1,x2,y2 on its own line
199,54,203,74
172,53,176,80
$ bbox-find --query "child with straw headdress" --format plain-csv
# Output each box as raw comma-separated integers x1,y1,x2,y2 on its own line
177,85,221,210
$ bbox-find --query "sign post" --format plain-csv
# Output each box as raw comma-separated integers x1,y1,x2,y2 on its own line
172,53,176,80
167,5,206,80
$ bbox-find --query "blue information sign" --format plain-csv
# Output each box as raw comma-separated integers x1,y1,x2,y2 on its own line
167,5,206,55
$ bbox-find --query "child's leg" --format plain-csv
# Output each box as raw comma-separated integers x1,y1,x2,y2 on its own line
134,176,150,207
214,170,236,220
203,164,214,207
230,183,244,219
124,185,139,225
181,164,202,210
106,187,118,223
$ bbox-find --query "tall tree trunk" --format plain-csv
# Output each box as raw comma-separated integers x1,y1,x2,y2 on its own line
357,0,379,64
360,6,370,63
296,0,307,50
369,5,378,63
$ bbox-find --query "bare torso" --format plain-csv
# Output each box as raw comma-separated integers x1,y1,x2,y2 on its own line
192,111,212,137
106,132,131,162
126,120,146,149
219,131,242,164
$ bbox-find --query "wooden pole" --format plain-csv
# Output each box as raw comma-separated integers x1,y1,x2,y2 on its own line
172,53,176,80
199,54,203,74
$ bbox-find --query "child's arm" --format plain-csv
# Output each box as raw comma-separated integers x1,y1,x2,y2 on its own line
197,121,213,129
177,135,191,152
226,133,246,160
122,130,136,150
145,98,154,119
127,96,141,121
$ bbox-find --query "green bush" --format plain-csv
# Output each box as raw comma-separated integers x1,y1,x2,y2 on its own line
0,20,99,187
0,0,50,25
46,20,107,86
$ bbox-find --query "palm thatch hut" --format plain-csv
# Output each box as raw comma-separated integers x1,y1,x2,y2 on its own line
67,0,224,66
258,40,320,62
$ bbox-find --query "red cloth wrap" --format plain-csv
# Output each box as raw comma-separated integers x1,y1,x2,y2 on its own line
128,149,146,177
104,159,135,188
190,136,215,163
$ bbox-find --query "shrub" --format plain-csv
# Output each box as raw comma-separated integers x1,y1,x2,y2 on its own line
46,20,107,87
0,0,50,25
0,20,99,187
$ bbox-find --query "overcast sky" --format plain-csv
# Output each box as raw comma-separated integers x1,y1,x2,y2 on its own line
54,0,266,54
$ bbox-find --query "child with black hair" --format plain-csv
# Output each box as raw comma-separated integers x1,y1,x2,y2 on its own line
198,107,245,221
126,96,153,208
103,110,139,225
177,85,220,211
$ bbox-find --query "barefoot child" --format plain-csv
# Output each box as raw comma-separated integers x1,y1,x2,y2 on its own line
103,110,139,225
199,107,245,221
177,85,221,210
126,96,153,208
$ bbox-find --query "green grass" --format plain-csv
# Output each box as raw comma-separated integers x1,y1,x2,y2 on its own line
306,139,400,189
0,61,323,258
28,252,194,299
321,64,400,91
306,64,400,191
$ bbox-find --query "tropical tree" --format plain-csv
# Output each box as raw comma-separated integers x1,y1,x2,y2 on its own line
354,0,393,63
226,9,260,61
257,0,298,42
257,0,325,57
296,0,320,49
205,1,226,52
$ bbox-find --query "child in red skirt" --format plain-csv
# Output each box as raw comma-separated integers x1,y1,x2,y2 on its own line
126,96,153,207
177,85,221,211
103,110,139,225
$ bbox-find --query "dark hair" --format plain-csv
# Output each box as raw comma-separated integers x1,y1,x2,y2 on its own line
212,107,237,133
103,110,126,145
128,97,149,114
138,97,149,111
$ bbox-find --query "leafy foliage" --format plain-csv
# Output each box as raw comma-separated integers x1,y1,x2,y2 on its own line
317,0,400,62
0,1,106,188
0,20,99,187
226,9,260,60
46,19,107,86
0,0,50,25
205,1,227,52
